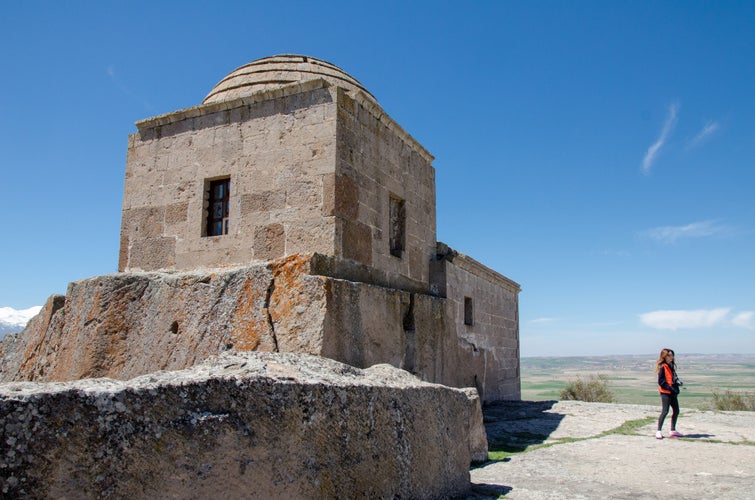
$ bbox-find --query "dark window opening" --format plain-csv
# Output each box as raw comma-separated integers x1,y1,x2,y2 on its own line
389,195,406,258
464,296,474,326
206,178,230,237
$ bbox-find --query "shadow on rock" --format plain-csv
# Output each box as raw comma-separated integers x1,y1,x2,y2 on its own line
481,400,565,457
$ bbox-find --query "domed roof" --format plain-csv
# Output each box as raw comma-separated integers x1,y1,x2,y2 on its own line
203,54,376,104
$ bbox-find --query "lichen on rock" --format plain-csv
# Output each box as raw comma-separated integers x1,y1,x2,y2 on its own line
1,351,483,499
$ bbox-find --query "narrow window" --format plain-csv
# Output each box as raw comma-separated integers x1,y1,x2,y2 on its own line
464,296,474,326
389,195,405,258
206,177,230,236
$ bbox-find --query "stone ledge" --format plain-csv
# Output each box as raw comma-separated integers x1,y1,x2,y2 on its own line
1,351,482,499
134,78,334,131
347,88,435,164
437,242,521,294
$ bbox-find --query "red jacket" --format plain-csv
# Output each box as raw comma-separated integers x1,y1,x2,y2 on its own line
658,363,677,394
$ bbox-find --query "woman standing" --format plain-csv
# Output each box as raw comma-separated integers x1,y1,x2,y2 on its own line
655,348,683,439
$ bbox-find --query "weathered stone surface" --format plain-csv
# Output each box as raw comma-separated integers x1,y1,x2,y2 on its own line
0,253,516,402
0,257,319,382
253,223,286,260
471,401,755,499
0,352,481,499
464,387,489,464
110,53,521,402
120,82,339,273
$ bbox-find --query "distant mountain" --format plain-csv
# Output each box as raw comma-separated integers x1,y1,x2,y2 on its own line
0,306,42,339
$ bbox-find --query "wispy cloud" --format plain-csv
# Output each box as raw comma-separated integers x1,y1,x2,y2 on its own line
529,317,559,325
640,308,755,330
640,308,730,330
596,249,631,258
641,220,727,244
106,65,153,111
732,311,754,330
642,102,679,175
687,121,720,149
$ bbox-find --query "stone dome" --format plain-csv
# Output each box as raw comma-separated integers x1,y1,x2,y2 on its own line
203,54,376,104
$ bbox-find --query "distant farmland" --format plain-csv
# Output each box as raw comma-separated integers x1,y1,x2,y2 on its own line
520,353,755,408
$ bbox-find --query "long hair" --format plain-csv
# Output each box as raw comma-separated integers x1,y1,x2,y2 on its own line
654,348,676,373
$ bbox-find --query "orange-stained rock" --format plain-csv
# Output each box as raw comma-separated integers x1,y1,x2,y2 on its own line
1,252,519,402
1,265,278,382
268,253,329,354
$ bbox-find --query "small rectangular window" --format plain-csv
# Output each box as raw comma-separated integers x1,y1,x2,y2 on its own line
206,177,230,237
464,296,474,326
389,195,406,258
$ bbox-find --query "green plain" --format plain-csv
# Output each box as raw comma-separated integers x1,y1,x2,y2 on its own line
520,353,755,409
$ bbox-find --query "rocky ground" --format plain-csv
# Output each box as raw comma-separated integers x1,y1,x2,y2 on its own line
469,400,755,499
1,352,479,498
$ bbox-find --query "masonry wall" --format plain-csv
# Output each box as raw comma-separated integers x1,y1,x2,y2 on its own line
320,276,513,404
334,89,437,291
431,251,521,401
119,82,339,272
1,254,518,402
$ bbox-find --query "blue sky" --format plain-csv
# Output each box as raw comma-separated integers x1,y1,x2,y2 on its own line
1,1,753,356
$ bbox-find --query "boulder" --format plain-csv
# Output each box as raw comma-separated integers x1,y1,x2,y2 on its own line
0,256,327,383
1,352,484,498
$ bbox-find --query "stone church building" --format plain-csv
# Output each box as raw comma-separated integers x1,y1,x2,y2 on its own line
2,55,521,402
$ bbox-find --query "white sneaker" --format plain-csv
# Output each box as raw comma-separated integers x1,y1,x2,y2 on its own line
669,430,682,438
655,431,663,439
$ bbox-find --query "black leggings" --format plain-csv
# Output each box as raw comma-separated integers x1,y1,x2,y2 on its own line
658,393,679,431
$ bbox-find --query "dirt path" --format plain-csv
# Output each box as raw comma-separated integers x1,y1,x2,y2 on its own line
469,400,755,499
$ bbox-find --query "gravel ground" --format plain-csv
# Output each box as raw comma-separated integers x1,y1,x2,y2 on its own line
468,400,755,499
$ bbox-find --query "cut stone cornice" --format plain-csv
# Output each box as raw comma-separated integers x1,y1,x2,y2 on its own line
133,78,434,164
440,243,521,294
134,78,331,131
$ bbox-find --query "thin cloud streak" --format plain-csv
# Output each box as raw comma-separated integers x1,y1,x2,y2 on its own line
641,220,726,244
687,121,720,148
640,308,755,331
530,317,559,325
640,308,730,330
732,311,754,330
106,65,154,111
642,102,679,175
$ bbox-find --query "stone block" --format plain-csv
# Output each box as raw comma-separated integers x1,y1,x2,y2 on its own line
285,221,334,256
121,206,164,239
341,219,372,265
0,352,476,499
253,223,285,260
165,201,189,225
285,179,321,208
334,173,359,218
240,191,286,214
117,231,130,272
127,236,176,271
0,266,278,382
321,172,336,216
321,279,405,368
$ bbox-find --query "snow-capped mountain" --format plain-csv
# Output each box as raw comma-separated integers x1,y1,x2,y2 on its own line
0,306,42,339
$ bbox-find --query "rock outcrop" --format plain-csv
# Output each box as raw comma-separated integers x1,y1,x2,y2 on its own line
1,351,484,498
0,253,508,401
0,255,323,382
